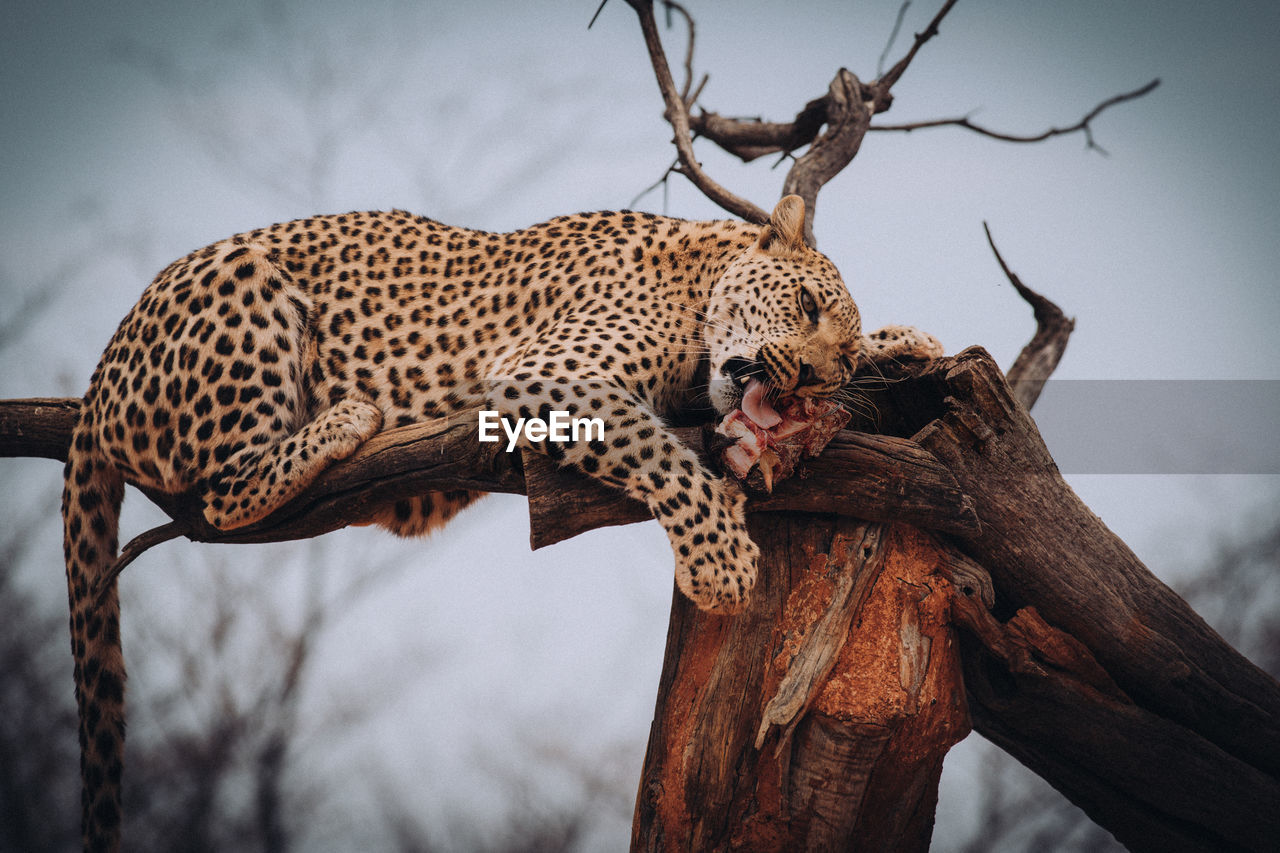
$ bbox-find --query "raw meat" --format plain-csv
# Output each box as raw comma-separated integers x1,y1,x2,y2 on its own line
714,385,850,493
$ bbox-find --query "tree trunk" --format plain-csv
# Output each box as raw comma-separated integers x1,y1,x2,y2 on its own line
631,518,970,851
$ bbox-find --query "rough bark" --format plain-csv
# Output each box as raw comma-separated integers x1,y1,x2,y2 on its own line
631,519,970,851
0,398,81,462
911,349,1280,765
914,347,1280,850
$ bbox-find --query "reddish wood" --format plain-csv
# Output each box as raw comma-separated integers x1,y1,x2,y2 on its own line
631,519,970,851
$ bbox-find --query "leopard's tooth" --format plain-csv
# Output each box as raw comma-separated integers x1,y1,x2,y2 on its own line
759,451,775,493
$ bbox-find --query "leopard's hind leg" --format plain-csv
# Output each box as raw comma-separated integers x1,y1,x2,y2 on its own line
138,242,385,531
202,397,383,530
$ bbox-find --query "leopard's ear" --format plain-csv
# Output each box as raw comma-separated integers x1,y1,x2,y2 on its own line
757,195,807,255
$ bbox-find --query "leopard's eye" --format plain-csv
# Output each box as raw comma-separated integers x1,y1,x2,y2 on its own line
839,354,854,374
799,289,819,321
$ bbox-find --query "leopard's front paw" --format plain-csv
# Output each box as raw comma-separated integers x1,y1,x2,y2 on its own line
671,483,758,614
863,325,943,362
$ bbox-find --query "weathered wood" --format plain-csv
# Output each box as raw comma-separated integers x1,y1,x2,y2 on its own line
953,596,1280,852
985,224,1076,410
0,397,81,461
915,347,1280,844
522,428,979,549
631,519,969,851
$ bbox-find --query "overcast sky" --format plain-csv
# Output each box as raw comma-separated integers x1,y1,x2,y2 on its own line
3,1,1278,849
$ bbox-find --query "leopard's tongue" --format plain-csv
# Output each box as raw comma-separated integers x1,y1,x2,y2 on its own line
742,378,782,429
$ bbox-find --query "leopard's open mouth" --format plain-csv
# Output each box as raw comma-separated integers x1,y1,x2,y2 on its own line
714,374,850,493
720,355,774,414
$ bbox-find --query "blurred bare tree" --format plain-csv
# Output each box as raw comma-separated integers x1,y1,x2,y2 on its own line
120,543,417,852
0,501,81,853
0,528,427,853
110,1,602,221
379,733,637,853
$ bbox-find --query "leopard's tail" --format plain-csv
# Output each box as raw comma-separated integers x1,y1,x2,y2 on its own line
62,411,127,853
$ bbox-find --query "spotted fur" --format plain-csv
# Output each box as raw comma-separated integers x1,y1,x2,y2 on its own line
61,195,939,851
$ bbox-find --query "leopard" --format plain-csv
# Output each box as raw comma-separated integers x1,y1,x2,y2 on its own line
60,194,940,851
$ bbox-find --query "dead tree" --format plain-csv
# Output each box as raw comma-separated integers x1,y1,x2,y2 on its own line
4,2,1276,850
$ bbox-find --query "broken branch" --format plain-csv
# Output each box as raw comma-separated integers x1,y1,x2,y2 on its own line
873,0,960,98
625,0,768,224
94,521,186,605
984,223,1075,409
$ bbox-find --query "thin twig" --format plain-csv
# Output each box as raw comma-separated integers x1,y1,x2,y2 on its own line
984,222,1075,410
876,1,912,79
687,72,709,109
661,0,698,105
871,79,1160,154
630,157,680,208
625,0,769,223
875,0,959,94
587,0,609,29
93,520,188,606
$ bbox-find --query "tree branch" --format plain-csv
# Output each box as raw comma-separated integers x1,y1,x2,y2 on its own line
94,522,186,605
1,392,978,565
984,223,1074,410
870,79,1161,154
781,68,875,246
522,427,979,549
876,1,914,80
953,594,1280,852
688,97,829,164
624,0,768,224
873,0,960,98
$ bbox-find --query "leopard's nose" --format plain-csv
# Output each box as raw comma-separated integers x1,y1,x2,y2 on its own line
795,360,818,388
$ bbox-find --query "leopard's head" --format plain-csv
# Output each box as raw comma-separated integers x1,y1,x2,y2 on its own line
706,195,862,415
